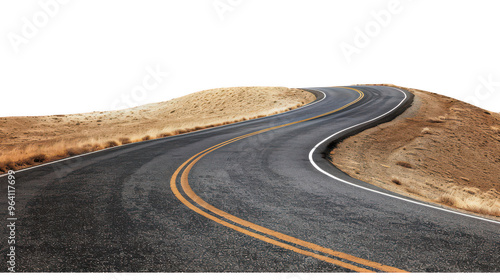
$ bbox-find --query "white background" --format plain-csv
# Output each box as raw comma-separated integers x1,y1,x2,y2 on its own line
1,0,499,117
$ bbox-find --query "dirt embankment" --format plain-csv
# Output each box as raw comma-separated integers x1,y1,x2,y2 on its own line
330,85,500,219
0,87,315,173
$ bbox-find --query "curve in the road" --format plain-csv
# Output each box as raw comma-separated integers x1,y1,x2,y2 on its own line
309,90,500,226
171,87,406,272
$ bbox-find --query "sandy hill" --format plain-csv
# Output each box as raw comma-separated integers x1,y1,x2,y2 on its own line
0,87,315,172
330,85,500,219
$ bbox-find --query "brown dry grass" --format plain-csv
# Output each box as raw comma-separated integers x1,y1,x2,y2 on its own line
0,87,315,173
330,84,500,220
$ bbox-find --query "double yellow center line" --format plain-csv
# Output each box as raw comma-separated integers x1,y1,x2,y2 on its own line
170,87,407,272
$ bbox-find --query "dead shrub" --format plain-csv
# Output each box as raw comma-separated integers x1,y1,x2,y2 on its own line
396,161,413,169
104,140,119,148
82,143,102,152
29,154,47,163
391,178,402,185
438,195,457,206
157,132,172,138
0,161,16,172
66,147,83,156
172,129,184,135
119,137,131,145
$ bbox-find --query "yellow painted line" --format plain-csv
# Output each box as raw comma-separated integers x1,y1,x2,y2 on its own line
170,164,373,272
170,87,407,272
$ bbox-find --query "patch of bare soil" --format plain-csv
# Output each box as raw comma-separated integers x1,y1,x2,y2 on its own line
0,87,315,173
330,85,500,219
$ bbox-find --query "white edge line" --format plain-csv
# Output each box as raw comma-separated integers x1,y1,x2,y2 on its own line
308,87,500,225
0,89,327,178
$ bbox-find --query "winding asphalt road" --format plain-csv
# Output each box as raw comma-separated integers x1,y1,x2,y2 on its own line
1,86,499,272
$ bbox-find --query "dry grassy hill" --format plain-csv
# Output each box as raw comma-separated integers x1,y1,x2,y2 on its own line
330,85,500,219
0,87,315,173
